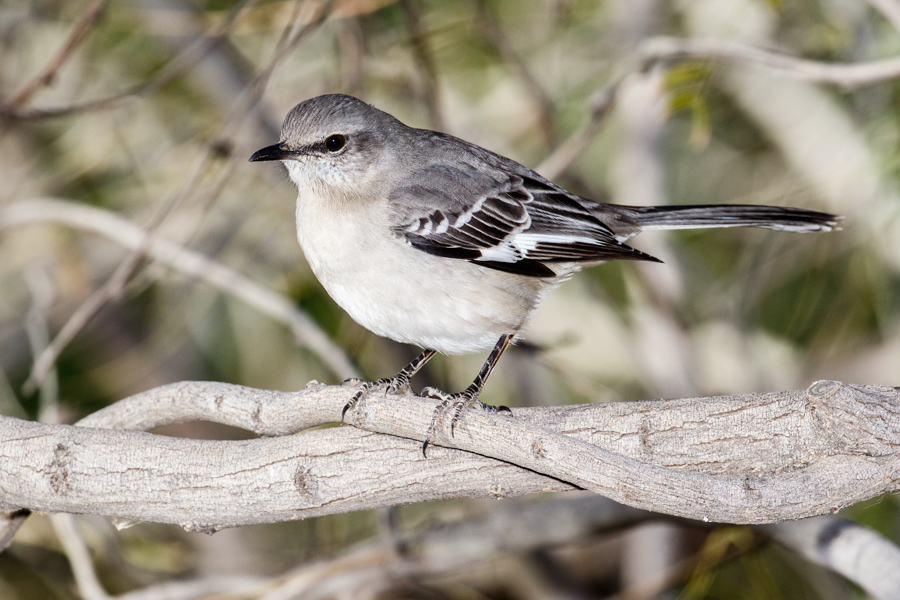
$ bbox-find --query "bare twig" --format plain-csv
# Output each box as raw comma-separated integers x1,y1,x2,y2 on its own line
22,262,133,396
476,0,557,145
867,0,900,34
2,0,109,110
0,511,30,553
538,35,900,179
250,0,335,95
240,496,852,600
23,264,60,423
116,575,266,600
400,0,445,130
20,142,213,395
636,36,900,87
38,515,267,600
0,0,257,121
339,17,367,95
13,2,258,389
0,368,27,421
135,0,280,141
51,514,112,600
537,81,622,180
260,494,643,599
258,547,395,600
18,0,335,395
0,199,359,379
27,265,111,600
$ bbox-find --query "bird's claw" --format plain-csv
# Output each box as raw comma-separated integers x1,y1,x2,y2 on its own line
341,374,413,421
420,387,512,456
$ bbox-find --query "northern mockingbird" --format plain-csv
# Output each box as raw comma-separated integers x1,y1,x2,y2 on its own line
250,94,840,448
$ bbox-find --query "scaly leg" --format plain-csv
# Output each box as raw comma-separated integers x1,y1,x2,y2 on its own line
422,334,514,455
341,349,437,421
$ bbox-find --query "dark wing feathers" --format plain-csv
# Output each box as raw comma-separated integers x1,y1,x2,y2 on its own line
390,163,659,278
403,194,529,253
407,239,481,260
475,259,558,278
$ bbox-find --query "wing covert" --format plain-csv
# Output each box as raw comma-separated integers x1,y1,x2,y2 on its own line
390,164,660,277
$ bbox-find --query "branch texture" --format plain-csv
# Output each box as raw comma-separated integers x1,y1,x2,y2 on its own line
0,380,897,531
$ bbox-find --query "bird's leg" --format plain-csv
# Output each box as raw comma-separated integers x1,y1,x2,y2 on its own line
341,349,437,421
422,334,514,455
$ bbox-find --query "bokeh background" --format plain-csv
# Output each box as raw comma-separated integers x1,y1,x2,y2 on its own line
1,0,899,598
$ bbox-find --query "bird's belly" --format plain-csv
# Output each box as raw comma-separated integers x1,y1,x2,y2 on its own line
296,203,554,355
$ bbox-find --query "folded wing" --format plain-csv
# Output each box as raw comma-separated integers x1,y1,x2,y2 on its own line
389,164,659,278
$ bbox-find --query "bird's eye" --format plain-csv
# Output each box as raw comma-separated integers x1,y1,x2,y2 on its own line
325,134,346,153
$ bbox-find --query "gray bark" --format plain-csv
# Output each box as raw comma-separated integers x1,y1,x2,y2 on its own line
0,379,896,532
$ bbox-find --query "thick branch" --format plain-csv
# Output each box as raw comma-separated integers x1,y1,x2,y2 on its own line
0,380,897,531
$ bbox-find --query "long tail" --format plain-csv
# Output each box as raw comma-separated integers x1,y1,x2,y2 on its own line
624,204,841,233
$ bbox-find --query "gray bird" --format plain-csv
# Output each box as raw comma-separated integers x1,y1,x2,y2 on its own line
250,94,839,449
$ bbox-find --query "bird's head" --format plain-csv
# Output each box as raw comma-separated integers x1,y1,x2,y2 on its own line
250,94,398,201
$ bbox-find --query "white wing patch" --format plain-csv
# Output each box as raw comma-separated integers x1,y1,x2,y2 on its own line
475,233,604,264
512,233,607,253
477,243,523,262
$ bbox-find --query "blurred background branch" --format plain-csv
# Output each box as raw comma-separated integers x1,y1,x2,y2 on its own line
0,198,359,379
2,0,108,111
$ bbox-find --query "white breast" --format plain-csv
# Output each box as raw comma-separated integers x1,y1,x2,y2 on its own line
293,194,560,355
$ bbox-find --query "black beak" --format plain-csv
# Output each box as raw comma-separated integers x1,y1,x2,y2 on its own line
249,142,294,162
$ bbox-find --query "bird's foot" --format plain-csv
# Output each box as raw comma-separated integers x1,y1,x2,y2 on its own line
421,387,511,456
341,372,413,421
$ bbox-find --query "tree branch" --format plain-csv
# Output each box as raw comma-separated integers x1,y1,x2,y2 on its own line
238,492,900,599
868,0,900,34
14,0,335,396
50,513,111,600
761,516,900,600
0,199,359,379
0,379,897,535
0,0,259,121
1,0,109,110
537,34,900,179
636,36,900,87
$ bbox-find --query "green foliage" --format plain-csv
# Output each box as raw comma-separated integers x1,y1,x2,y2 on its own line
666,62,713,150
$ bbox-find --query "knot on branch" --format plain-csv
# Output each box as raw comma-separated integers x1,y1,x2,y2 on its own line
48,443,72,495
806,381,900,457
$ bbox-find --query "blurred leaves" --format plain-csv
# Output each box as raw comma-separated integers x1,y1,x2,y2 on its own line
666,62,713,150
